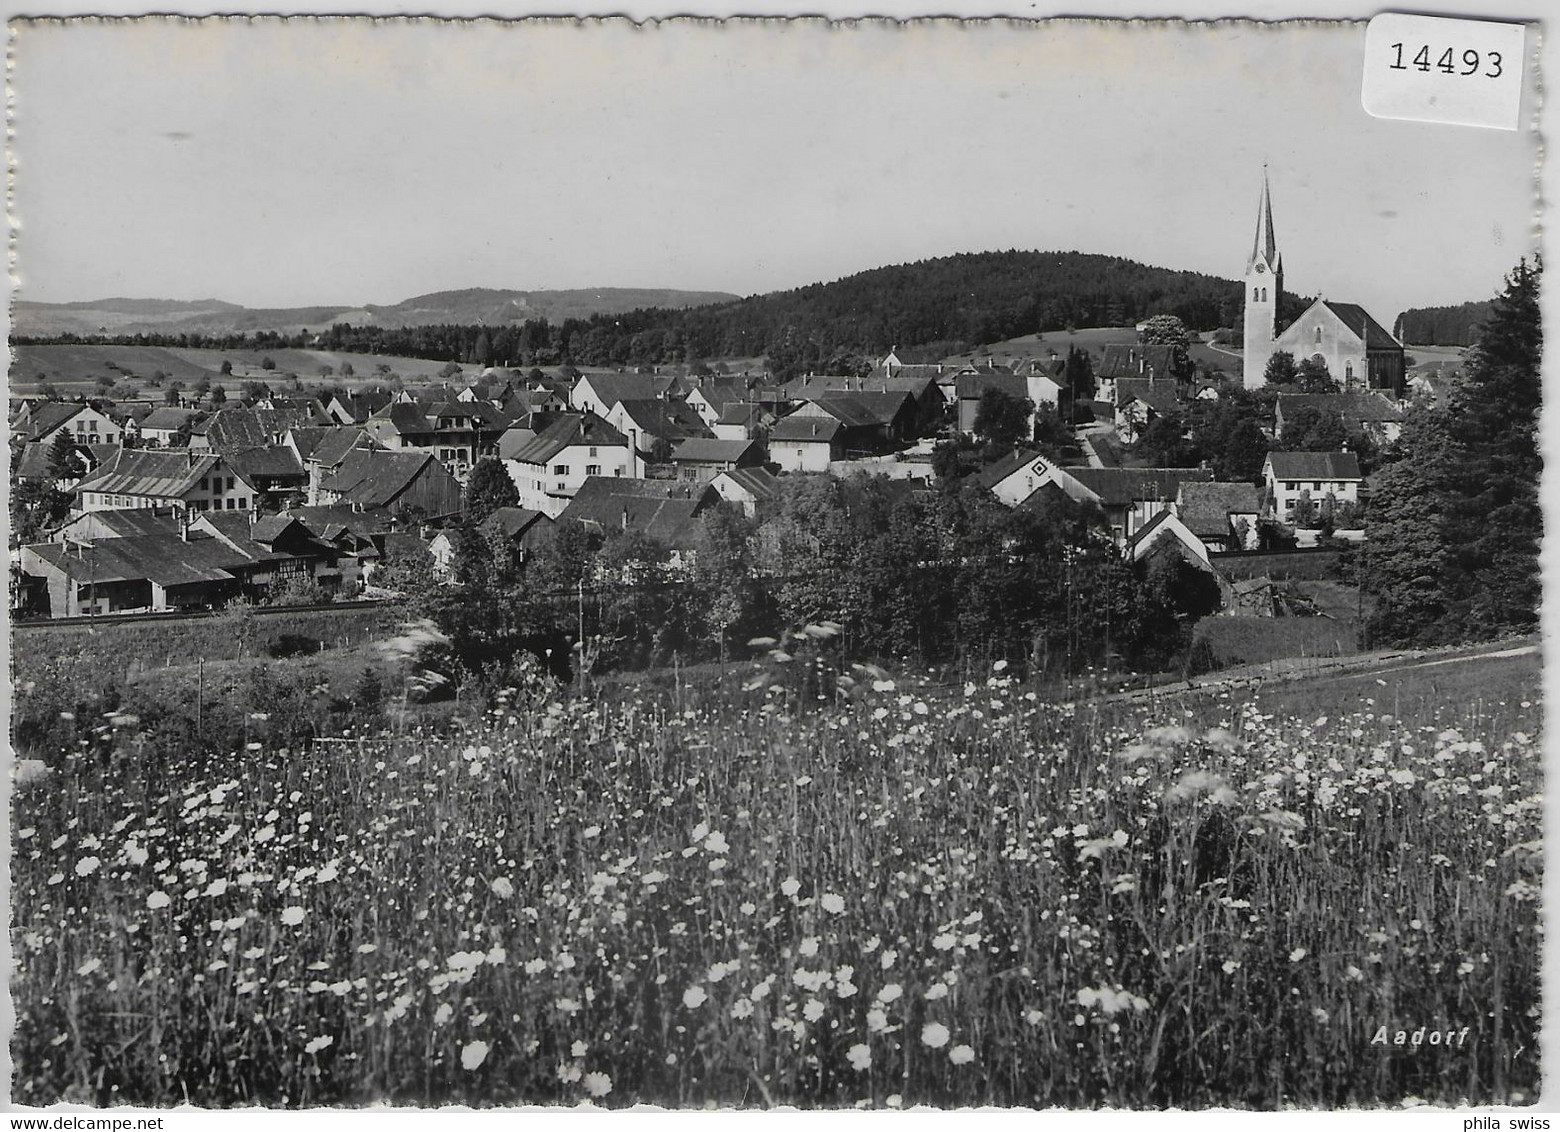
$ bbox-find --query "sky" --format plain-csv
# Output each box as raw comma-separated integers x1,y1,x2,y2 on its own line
8,17,1541,325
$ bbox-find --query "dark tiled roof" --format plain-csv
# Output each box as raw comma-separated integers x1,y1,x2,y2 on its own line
954,372,1029,401
771,415,842,443
226,446,306,479
205,407,323,450
558,476,715,549
1065,466,1213,507
614,398,712,441
1114,378,1183,415
15,402,86,442
1177,481,1263,538
332,390,396,422
478,506,550,541
974,448,1045,491
1265,451,1363,480
139,406,201,431
372,402,437,436
716,402,763,426
1321,301,1403,350
506,413,628,465
1097,344,1180,380
1275,392,1404,425
577,373,677,409
804,392,913,429
58,507,183,540
672,438,759,464
322,449,442,508
74,449,219,499
715,466,780,501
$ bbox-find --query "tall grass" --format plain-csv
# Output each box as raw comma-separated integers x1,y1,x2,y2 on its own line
10,663,1541,1108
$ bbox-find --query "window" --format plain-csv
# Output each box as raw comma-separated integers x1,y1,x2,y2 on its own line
1314,326,1322,344
1313,482,1322,492
586,464,600,476
1285,482,1297,491
226,476,235,491
238,497,248,509
199,478,208,491
589,446,598,458
227,498,236,510
553,464,568,476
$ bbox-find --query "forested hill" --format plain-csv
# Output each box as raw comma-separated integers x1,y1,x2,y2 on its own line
19,252,1246,371
1395,300,1494,347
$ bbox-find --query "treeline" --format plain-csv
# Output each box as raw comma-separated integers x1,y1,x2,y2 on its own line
16,251,1246,374
401,474,1221,703
1394,300,1494,346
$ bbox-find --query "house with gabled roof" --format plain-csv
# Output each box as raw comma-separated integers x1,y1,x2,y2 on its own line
685,376,756,427
10,401,123,447
608,398,713,471
362,400,503,481
1113,377,1185,444
224,446,309,510
789,391,916,451
72,449,258,515
671,438,763,483
284,426,380,505
710,466,780,517
990,455,1213,546
1274,392,1404,444
190,405,326,453
323,389,397,425
571,372,678,419
770,414,842,472
1096,344,1183,404
1262,450,1363,521
711,401,769,441
557,476,718,568
1175,480,1262,552
500,412,633,517
975,448,1052,507
317,449,462,519
1126,508,1213,569
136,406,203,447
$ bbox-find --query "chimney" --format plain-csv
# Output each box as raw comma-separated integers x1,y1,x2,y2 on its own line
180,508,191,542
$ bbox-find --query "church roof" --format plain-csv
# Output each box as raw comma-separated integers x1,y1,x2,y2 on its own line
1320,301,1403,350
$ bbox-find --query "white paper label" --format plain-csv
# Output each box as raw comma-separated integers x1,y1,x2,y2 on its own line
1362,14,1526,131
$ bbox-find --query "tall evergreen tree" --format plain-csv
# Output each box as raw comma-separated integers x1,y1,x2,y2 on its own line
463,457,520,525
45,430,78,482
1365,259,1541,644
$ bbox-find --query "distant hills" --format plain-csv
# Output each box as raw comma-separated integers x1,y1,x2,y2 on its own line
10,287,741,338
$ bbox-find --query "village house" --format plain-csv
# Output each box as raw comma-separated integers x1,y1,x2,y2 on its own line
556,477,719,572
711,402,768,441
224,446,310,512
670,438,764,483
986,455,1213,546
1175,480,1262,552
11,439,119,487
1094,344,1182,405
10,401,124,448
17,509,350,618
1262,450,1363,521
685,376,757,428
974,448,1052,507
189,405,326,452
607,398,713,473
1113,377,1184,445
501,412,633,517
570,372,679,419
1125,508,1214,570
323,389,396,425
782,373,946,437
317,448,463,520
788,391,916,453
136,406,203,447
769,415,842,473
710,466,781,517
72,449,259,514
1273,392,1404,445
361,400,505,481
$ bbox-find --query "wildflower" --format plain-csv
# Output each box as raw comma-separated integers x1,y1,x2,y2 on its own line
780,877,802,898
304,1035,334,1054
683,985,708,1009
932,933,957,951
949,1044,975,1065
820,892,846,915
877,983,903,1004
925,983,948,1001
921,1022,950,1048
434,1003,454,1025
866,1008,889,1032
583,1071,612,1098
204,879,229,898
460,1041,490,1071
77,958,102,976
1289,948,1307,963
280,906,306,926
557,1063,582,1084
731,997,754,1020
74,856,101,877
846,1043,872,1071
572,1040,589,1057
1024,1009,1045,1026
803,999,825,1022
1222,960,1240,975
146,891,171,910
798,936,819,957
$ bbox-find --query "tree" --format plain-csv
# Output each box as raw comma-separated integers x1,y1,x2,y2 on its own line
1064,346,1096,402
1135,412,1199,467
1263,350,1297,386
219,360,233,376
973,387,1033,452
1137,314,1191,352
463,458,519,525
1280,405,1347,452
45,431,78,482
265,574,332,607
1365,258,1541,645
1296,355,1338,393
260,356,276,371
210,386,228,406
341,362,355,378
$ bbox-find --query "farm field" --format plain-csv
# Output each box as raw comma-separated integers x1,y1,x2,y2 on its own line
10,638,1541,1109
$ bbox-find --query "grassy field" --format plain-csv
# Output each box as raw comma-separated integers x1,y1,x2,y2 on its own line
10,635,1540,1109
13,343,222,392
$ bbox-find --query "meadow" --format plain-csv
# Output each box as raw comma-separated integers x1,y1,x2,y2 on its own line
9,632,1541,1109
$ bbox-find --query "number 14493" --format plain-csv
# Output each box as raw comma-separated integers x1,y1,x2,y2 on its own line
1389,43,1502,79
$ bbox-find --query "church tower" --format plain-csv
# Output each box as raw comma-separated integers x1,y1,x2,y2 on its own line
1242,170,1284,389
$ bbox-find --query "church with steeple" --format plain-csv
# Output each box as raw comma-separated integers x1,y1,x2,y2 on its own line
1241,171,1406,397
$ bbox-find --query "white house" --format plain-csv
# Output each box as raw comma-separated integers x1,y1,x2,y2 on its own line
769,415,841,473
501,412,633,518
1262,450,1363,521
72,449,258,515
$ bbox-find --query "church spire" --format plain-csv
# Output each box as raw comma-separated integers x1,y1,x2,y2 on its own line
1249,167,1281,273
